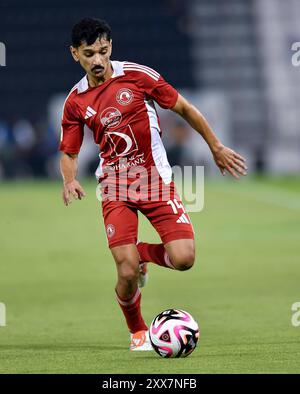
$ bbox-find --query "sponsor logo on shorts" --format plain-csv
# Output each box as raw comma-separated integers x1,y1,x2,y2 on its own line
116,88,134,106
100,107,122,129
106,224,115,238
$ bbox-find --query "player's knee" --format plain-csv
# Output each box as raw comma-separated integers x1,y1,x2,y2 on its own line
117,259,139,284
172,249,195,271
175,259,194,271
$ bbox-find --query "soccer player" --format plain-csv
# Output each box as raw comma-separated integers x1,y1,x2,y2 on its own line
59,18,247,351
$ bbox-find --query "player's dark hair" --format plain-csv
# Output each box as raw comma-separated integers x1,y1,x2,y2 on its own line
71,18,112,47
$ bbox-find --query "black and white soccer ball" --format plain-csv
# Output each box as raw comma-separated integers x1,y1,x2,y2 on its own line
149,309,200,358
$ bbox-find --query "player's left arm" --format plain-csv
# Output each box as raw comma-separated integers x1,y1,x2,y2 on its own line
172,94,247,179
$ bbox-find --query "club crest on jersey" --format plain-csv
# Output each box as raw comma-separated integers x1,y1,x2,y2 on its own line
106,224,115,238
116,88,134,106
100,107,122,129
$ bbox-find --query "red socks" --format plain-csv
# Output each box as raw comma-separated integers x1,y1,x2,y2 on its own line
137,242,175,269
116,243,175,334
115,288,148,334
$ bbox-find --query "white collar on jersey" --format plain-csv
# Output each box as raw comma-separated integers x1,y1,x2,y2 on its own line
76,61,125,94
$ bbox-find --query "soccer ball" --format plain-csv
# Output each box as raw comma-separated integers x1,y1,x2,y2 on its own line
149,309,199,358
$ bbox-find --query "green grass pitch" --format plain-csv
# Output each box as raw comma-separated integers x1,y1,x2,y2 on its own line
0,176,299,374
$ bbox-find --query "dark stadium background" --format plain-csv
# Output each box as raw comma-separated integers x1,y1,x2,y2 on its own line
2,0,295,178
0,0,299,374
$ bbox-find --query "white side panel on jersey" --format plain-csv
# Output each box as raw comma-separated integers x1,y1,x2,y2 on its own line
145,99,172,185
95,152,104,179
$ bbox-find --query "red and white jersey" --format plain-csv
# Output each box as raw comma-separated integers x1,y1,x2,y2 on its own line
59,61,178,185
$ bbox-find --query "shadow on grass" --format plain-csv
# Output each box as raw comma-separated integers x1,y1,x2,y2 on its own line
0,343,126,351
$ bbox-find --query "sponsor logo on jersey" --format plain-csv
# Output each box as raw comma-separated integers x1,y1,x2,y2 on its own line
105,124,139,158
106,224,115,238
100,107,122,128
105,154,146,171
116,88,134,106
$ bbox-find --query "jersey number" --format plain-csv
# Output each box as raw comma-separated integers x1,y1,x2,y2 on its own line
167,199,186,214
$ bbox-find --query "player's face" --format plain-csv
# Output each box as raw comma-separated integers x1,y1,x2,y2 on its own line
71,37,112,80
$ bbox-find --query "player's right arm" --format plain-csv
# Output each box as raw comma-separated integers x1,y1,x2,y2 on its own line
59,91,86,206
60,153,86,206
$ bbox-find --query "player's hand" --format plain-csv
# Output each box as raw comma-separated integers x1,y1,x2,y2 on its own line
212,144,247,179
62,180,86,206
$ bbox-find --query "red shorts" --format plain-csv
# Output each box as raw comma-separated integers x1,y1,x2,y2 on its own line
101,182,194,248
